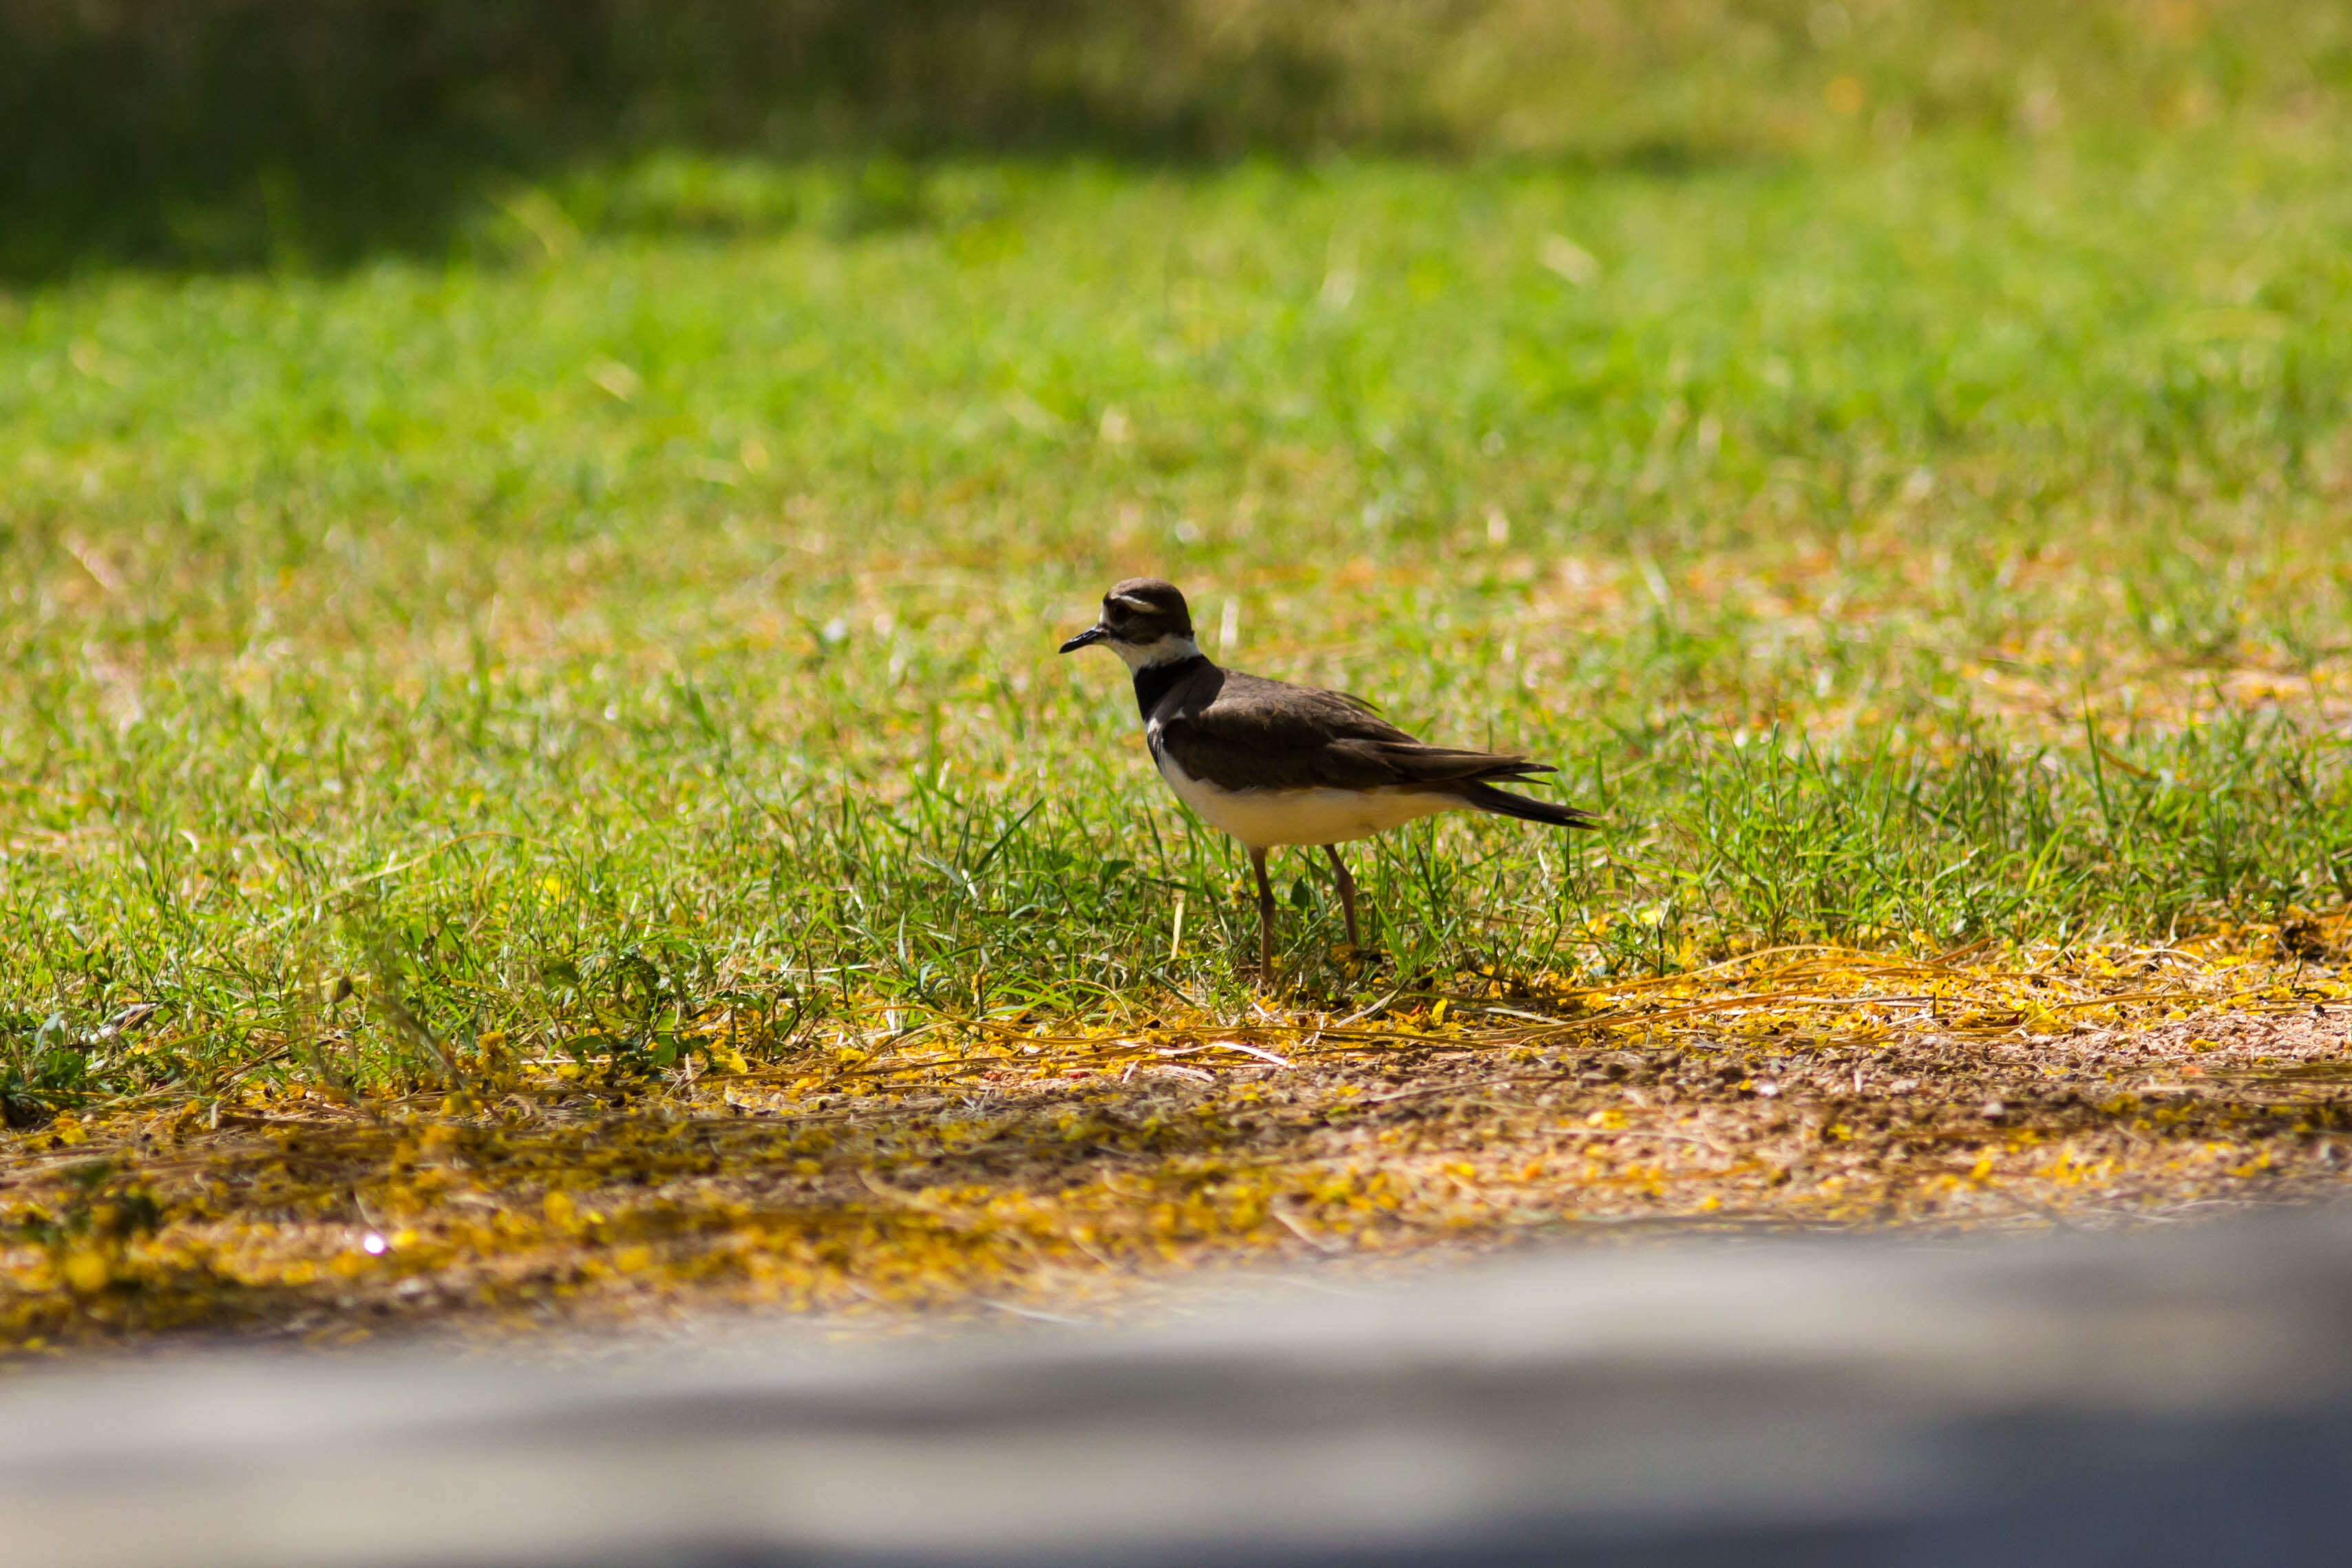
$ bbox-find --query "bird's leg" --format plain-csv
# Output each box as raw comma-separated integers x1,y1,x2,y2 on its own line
1249,847,1277,977
1322,844,1359,952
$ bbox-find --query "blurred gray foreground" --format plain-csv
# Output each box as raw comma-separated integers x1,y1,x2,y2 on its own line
10,1211,2352,1568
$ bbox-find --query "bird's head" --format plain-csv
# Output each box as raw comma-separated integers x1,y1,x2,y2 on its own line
1059,578,1201,670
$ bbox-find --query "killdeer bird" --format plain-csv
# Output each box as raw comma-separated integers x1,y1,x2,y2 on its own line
1061,578,1596,973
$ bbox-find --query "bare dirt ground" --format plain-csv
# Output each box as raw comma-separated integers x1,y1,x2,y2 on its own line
8,933,2352,1356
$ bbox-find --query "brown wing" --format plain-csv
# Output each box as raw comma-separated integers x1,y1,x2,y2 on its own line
1154,668,1556,793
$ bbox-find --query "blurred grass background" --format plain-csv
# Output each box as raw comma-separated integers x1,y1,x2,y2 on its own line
8,0,2351,275
7,1,2352,1119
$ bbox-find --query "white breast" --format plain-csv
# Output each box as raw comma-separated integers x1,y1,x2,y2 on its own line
1149,741,1463,849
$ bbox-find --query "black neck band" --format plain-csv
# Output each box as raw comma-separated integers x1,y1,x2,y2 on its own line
1132,655,1211,720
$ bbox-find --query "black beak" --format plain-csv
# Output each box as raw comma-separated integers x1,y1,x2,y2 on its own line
1059,624,1110,654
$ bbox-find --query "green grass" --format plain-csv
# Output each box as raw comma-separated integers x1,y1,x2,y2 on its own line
8,122,2352,1115
11,0,2351,275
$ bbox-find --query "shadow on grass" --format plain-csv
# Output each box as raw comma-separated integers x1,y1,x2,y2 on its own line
1,0,1337,281
0,0,1757,282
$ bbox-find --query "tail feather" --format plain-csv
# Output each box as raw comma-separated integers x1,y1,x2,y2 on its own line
1458,781,1600,829
1369,741,1555,787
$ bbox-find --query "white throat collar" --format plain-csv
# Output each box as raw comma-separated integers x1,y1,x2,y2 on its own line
1112,634,1203,673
